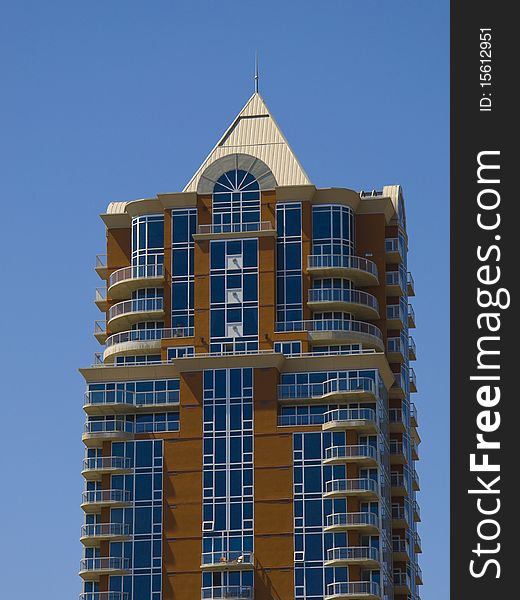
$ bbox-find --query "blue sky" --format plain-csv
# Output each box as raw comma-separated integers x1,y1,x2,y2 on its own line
0,2,449,598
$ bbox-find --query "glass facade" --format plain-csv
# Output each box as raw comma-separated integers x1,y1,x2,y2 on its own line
276,203,303,324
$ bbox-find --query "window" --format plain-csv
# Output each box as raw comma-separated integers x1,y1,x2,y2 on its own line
212,170,260,225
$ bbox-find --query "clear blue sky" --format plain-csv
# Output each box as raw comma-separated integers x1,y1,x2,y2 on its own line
0,2,449,598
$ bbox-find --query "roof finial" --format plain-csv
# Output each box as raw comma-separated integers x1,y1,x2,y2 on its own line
254,51,259,93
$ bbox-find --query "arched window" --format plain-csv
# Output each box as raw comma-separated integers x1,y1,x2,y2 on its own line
212,170,260,227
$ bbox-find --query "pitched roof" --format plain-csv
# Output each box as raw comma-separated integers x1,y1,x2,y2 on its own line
183,92,311,192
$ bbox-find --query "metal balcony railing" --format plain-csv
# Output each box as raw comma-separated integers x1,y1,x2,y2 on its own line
108,297,164,322
80,593,129,600
326,512,379,529
81,489,132,505
324,444,377,462
325,478,378,495
326,581,380,598
200,551,253,568
80,522,131,539
197,221,273,235
326,546,380,563
278,377,376,401
105,327,194,349
308,254,378,278
109,263,164,288
201,587,254,599
82,456,133,472
79,556,130,573
308,288,379,313
84,388,180,409
323,408,377,426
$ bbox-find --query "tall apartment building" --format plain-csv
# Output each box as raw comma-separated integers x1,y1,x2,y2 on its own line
80,92,421,600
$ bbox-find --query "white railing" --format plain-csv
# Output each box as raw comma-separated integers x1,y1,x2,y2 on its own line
324,444,377,462
81,489,132,505
326,546,380,563
201,587,254,599
95,254,107,269
277,414,325,427
325,478,378,495
80,594,128,600
81,522,131,539
278,377,376,401
84,389,180,409
323,408,377,426
201,551,253,567
105,326,194,348
82,456,133,472
108,297,163,321
308,288,379,312
109,264,164,288
308,254,378,278
326,581,380,598
326,512,378,529
84,420,179,435
79,557,130,572
197,221,273,235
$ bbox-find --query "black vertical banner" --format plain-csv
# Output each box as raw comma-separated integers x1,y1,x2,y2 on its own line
451,2,515,599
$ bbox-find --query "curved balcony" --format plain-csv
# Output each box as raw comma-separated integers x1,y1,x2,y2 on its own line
324,478,378,499
278,377,377,404
276,319,384,351
325,581,381,600
79,556,131,580
324,512,379,534
103,326,194,361
80,594,129,600
107,298,164,332
82,420,134,447
108,264,165,299
200,551,254,571
323,444,378,466
322,408,377,433
84,388,180,416
201,587,254,600
308,288,379,320
80,522,132,546
81,489,132,513
325,546,380,568
307,255,378,286
82,456,133,480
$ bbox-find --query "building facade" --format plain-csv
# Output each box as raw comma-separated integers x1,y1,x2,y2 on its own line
80,92,421,600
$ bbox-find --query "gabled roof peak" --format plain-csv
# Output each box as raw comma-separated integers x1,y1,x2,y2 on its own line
183,92,311,193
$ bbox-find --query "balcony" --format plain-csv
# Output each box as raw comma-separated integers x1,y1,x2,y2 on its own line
387,303,406,329
391,472,409,496
322,408,377,433
308,288,379,319
94,320,107,344
107,298,164,332
389,409,407,433
416,562,424,584
389,440,407,465
390,373,405,400
325,581,381,600
84,388,180,416
95,288,108,311
194,220,275,240
81,489,132,513
387,337,406,363
393,572,412,595
79,556,131,580
385,270,406,297
201,587,254,600
95,254,108,279
414,531,422,553
410,403,418,427
108,264,165,299
276,319,384,351
278,377,377,404
103,326,194,361
385,237,404,263
412,467,420,491
413,500,421,522
82,456,133,480
325,546,380,568
391,505,410,529
407,272,415,296
324,478,378,500
411,438,420,461
408,303,416,328
307,255,378,286
409,336,417,360
200,551,254,571
80,594,129,600
80,522,132,547
392,538,411,562
409,368,418,393
82,420,134,447
323,444,378,466
324,512,379,534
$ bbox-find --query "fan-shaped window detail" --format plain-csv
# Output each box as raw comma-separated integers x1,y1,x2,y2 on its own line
212,170,260,226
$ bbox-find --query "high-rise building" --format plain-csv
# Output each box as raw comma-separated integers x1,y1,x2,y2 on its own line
80,91,421,600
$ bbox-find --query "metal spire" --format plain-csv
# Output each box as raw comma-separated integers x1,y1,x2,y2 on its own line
254,52,259,93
